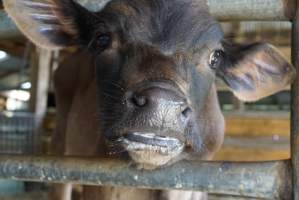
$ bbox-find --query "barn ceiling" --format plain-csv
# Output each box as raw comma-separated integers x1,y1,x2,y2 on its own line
0,53,29,91
0,4,28,92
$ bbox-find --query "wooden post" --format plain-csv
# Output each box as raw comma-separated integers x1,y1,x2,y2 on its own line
29,48,52,153
291,0,299,199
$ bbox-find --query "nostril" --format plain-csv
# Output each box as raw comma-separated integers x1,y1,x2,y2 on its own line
131,94,147,107
181,107,192,119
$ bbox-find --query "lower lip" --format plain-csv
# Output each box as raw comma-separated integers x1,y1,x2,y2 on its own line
124,132,182,149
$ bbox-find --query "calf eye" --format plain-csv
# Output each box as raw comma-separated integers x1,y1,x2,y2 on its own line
209,49,224,69
96,34,111,49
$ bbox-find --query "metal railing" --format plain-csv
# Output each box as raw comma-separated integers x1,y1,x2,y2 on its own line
0,0,298,199
0,112,37,154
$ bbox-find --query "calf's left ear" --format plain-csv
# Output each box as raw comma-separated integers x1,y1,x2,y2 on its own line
3,0,94,49
217,42,296,102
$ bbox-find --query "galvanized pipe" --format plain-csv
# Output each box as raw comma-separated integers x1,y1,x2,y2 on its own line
0,0,297,39
207,0,296,21
76,0,297,21
0,155,292,199
76,0,296,21
291,1,299,199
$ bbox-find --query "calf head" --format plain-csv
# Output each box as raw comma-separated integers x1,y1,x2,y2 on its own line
4,0,295,168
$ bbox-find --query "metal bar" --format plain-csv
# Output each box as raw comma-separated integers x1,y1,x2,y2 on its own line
76,0,297,21
0,0,297,39
207,0,296,21
0,155,291,199
291,1,299,199
62,0,298,21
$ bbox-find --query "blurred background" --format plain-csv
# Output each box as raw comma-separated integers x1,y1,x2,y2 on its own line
0,3,293,200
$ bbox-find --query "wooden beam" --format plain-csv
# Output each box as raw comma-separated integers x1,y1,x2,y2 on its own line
215,146,290,161
214,136,290,161
225,113,290,137
0,39,27,57
29,48,51,114
29,48,52,153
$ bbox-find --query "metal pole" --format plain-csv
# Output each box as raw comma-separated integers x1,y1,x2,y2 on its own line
0,0,297,39
291,1,299,199
0,155,292,199
76,0,296,21
207,0,296,21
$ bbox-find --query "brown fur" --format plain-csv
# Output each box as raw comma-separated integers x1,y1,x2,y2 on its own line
52,50,213,200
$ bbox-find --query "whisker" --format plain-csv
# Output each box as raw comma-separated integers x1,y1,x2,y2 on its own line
102,92,121,101
105,81,125,92
106,138,127,155
108,148,127,155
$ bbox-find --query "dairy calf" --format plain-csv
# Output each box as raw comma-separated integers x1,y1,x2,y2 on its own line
4,0,295,199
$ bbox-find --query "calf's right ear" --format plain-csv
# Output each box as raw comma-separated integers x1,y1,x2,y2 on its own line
3,0,94,49
216,42,296,102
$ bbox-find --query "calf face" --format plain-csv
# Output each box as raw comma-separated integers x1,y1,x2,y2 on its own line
4,0,295,168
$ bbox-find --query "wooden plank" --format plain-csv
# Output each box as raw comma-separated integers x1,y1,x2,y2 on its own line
214,136,290,161
214,147,290,161
225,114,290,137
223,136,289,149
29,48,51,115
207,0,296,21
29,48,52,153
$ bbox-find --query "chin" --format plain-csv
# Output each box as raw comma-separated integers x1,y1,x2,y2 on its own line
120,132,185,169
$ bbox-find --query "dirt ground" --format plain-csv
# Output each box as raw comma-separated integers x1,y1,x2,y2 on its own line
0,192,256,200
0,192,48,200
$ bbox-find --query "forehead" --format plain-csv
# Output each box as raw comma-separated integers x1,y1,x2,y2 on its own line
98,0,224,52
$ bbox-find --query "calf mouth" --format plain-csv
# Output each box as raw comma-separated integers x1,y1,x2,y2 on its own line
124,132,183,153
119,132,185,169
